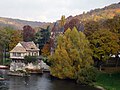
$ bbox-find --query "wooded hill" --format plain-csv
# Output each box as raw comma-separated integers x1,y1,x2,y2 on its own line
65,2,120,23
0,17,51,30
0,2,120,30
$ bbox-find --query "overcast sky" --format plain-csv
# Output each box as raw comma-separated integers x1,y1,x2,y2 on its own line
0,0,119,22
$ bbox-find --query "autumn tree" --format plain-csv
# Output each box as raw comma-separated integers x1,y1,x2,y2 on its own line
23,25,35,42
103,15,120,33
41,43,50,57
103,15,120,46
64,18,79,30
89,29,120,70
84,21,100,37
60,15,66,28
9,30,22,50
0,27,22,64
64,18,84,32
49,27,94,84
0,27,10,63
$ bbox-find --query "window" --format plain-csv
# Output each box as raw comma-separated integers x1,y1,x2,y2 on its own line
13,53,16,56
34,52,37,56
29,52,30,56
12,52,21,57
17,53,21,57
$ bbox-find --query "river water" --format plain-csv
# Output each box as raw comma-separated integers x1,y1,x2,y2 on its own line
0,69,101,90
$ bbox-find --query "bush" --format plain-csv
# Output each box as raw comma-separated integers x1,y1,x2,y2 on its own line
6,52,10,58
43,57,51,66
76,67,98,85
4,58,11,66
24,56,37,64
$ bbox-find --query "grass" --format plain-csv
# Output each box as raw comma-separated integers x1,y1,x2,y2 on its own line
95,72,120,90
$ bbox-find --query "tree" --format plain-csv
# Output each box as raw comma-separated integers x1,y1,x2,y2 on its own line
89,29,120,70
103,15,120,46
84,21,100,37
76,67,97,84
48,27,93,82
60,15,66,28
64,18,84,32
23,25,35,42
34,26,50,54
64,18,80,31
0,27,21,64
9,30,22,50
24,56,37,64
41,43,50,57
103,15,120,33
0,28,10,63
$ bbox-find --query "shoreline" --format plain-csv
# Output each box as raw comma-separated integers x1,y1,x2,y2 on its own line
95,85,106,90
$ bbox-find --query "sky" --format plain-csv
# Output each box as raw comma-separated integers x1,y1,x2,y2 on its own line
0,0,119,22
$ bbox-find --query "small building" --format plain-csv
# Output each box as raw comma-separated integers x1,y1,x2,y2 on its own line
10,41,39,61
9,41,40,72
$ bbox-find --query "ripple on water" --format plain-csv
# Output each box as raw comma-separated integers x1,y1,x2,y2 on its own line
0,69,101,90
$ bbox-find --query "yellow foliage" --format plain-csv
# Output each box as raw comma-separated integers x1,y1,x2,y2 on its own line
49,27,93,79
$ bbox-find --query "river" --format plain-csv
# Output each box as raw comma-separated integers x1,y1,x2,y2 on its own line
0,69,101,90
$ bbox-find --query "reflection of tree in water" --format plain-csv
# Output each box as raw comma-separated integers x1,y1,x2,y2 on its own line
23,76,29,86
0,69,9,90
0,81,9,90
0,70,100,90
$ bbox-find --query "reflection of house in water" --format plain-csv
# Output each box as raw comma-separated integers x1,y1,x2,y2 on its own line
9,41,40,71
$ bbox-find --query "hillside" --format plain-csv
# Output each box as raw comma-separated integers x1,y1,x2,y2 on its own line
66,2,120,23
0,2,120,30
0,17,51,30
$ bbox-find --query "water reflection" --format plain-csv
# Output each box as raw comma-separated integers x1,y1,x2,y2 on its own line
0,69,101,90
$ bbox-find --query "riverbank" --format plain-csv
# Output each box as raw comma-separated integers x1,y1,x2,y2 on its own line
0,69,100,90
95,72,120,90
0,65,9,69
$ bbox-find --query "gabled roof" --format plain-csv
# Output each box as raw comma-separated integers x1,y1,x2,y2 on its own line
10,43,26,53
10,41,39,53
20,41,39,51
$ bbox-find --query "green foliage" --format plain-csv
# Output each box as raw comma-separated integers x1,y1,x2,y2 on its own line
89,29,119,61
0,26,22,62
4,58,11,66
49,27,94,83
0,26,22,50
0,27,12,47
84,14,120,69
34,26,50,54
24,56,37,64
76,67,97,85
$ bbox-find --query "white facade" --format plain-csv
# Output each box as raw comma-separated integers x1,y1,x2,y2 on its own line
10,42,39,60
10,52,26,59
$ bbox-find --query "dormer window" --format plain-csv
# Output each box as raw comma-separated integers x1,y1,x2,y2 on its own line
31,48,34,49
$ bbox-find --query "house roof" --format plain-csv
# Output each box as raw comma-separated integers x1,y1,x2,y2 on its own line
20,41,39,51
10,46,26,52
10,41,39,53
